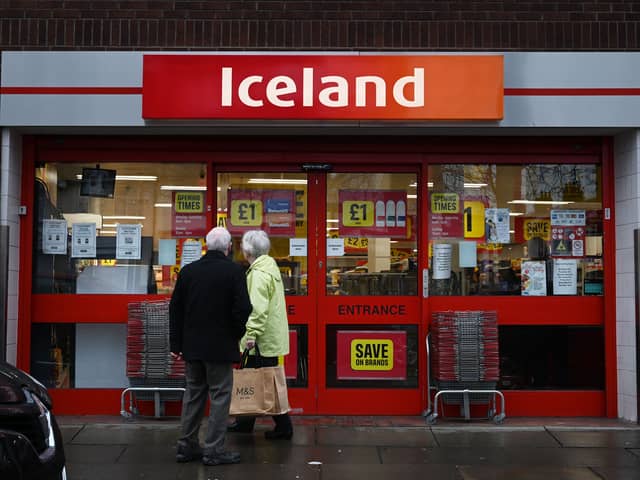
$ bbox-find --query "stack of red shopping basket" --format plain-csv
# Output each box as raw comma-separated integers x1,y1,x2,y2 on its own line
430,311,499,405
127,299,185,388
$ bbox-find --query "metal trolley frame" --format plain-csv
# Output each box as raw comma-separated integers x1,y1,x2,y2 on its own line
423,311,506,424
121,299,185,419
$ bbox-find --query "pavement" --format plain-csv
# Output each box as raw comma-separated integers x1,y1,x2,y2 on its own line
58,415,640,480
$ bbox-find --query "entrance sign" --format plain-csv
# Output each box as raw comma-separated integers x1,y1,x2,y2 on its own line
143,55,503,120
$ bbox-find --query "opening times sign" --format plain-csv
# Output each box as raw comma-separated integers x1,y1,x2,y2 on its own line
227,189,296,237
338,190,408,238
336,330,407,380
172,191,207,238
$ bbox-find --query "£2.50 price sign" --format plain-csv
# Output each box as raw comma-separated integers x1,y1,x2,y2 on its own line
230,199,263,227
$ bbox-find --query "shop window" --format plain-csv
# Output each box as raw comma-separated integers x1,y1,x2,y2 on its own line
217,172,308,296
30,323,129,389
498,326,605,390
326,173,418,296
427,164,603,297
32,163,207,295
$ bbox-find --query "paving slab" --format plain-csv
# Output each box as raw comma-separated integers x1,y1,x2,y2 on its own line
70,423,179,445
458,465,601,480
65,462,182,480
433,430,560,448
317,426,437,447
590,467,640,480
379,446,640,467
548,430,640,448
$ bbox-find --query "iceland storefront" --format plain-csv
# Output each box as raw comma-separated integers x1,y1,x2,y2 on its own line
0,51,638,420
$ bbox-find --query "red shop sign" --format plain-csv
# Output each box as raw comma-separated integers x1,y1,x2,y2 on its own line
142,55,503,120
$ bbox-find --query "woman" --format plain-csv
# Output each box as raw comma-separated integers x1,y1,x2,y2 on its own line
228,229,293,439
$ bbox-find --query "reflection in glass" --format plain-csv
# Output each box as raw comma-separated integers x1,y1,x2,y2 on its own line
33,163,207,295
217,172,308,296
427,164,603,297
326,173,418,296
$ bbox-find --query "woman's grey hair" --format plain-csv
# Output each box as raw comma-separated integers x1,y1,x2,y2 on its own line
206,227,232,252
241,230,271,258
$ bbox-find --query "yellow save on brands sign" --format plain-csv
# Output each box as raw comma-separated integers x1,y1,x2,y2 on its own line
350,339,394,371
523,218,551,241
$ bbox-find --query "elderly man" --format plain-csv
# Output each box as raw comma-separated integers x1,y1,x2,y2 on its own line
170,227,252,466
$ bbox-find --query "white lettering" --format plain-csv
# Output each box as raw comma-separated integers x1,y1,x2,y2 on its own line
220,67,426,110
355,76,386,107
393,68,424,107
319,76,348,107
221,67,233,106
238,75,263,107
267,75,297,107
303,68,314,107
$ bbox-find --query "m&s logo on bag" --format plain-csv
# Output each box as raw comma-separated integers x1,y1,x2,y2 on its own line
235,386,255,399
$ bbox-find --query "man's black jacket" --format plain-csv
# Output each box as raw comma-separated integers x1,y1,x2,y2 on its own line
169,250,252,362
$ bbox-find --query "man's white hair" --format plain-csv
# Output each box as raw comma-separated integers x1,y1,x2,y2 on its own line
206,227,231,252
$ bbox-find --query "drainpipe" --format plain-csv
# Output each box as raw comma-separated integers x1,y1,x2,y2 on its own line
635,229,640,424
0,225,8,361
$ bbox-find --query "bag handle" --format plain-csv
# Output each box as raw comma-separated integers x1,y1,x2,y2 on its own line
240,343,263,369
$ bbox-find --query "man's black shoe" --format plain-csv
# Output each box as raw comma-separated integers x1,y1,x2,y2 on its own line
264,429,293,440
175,444,203,463
227,422,253,433
202,451,241,466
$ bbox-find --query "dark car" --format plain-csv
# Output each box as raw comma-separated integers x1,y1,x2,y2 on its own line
0,361,66,480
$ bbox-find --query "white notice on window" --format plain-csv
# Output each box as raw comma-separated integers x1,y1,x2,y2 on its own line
180,240,202,268
458,241,478,268
42,219,68,255
71,223,96,258
289,238,307,257
485,208,511,243
326,238,345,257
553,258,578,295
432,243,452,280
521,261,547,296
116,224,142,260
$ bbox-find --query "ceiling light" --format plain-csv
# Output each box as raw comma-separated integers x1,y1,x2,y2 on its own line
102,215,146,220
326,219,339,223
509,212,524,216
154,203,172,208
76,174,157,181
508,200,574,205
407,194,417,199
247,178,307,185
160,185,207,191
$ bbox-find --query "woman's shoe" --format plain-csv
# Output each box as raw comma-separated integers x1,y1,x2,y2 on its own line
227,422,254,433
264,429,293,440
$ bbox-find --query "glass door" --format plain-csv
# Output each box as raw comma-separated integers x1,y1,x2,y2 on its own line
216,169,317,413
318,169,423,414
217,165,423,414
